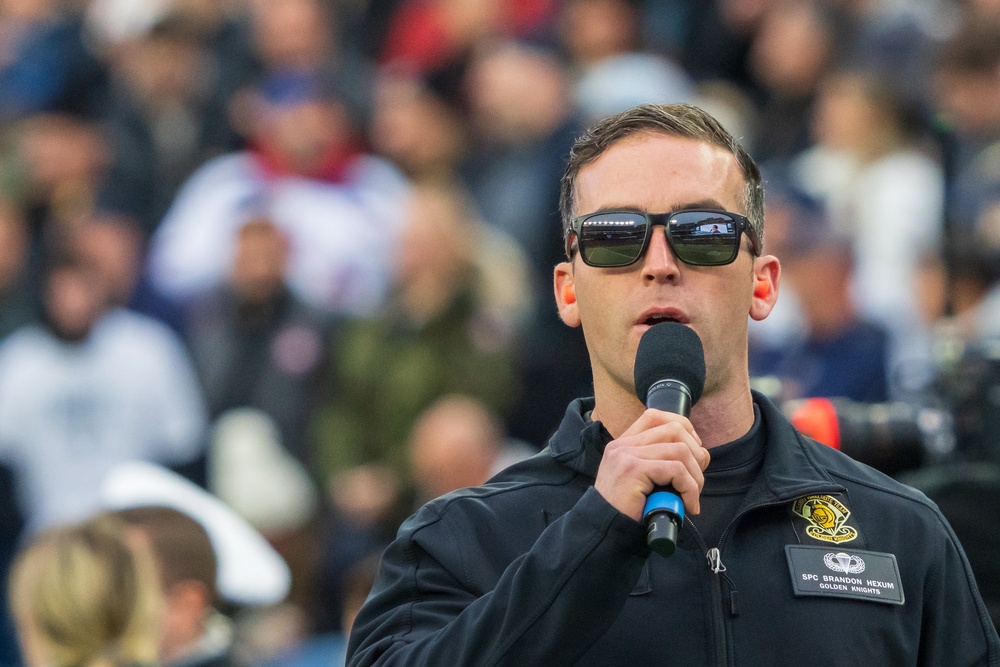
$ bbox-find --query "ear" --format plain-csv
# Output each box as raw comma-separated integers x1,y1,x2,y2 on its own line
165,579,212,620
554,261,580,327
749,254,780,321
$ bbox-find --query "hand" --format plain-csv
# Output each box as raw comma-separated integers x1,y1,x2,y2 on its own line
594,409,710,523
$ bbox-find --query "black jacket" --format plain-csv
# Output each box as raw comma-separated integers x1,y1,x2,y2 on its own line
348,393,1000,666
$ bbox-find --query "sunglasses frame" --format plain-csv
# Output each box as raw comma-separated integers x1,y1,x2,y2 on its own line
568,208,762,268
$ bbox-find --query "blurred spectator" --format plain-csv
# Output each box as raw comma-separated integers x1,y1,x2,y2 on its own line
302,185,514,633
745,0,836,162
11,113,113,261
185,219,331,464
0,201,35,339
832,0,949,107
368,64,469,185
0,0,105,120
6,112,162,319
636,0,762,89
558,0,695,124
408,394,533,504
315,395,532,653
68,211,184,332
7,513,161,667
461,40,577,276
308,185,528,633
791,69,944,396
68,213,144,310
933,23,1000,266
84,0,258,159
750,197,891,404
0,253,207,533
457,40,596,446
238,0,373,124
914,234,1000,343
147,69,410,315
98,11,219,231
310,181,525,487
115,505,235,667
559,0,640,71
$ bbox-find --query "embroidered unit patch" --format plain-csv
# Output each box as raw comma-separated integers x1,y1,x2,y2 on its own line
791,495,858,544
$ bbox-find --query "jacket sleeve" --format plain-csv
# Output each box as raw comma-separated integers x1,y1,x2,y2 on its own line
918,508,1000,666
346,487,648,667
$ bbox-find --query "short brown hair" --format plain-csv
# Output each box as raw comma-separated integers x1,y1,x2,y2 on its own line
115,506,218,603
559,103,764,253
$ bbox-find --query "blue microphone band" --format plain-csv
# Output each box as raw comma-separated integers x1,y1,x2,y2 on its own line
643,491,685,524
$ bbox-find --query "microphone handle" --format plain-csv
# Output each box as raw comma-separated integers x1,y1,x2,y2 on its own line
644,380,692,557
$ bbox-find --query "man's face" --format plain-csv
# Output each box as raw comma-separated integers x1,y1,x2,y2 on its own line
554,131,776,408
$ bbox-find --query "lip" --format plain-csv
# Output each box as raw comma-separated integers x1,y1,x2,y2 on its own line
635,307,690,328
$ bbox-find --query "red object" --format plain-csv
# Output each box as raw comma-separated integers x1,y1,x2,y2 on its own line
789,397,841,451
380,0,557,72
250,137,365,184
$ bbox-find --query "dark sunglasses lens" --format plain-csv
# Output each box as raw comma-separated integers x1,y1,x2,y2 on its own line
579,213,648,266
669,212,740,265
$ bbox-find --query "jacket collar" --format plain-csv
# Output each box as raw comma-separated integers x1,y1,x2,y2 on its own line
546,392,844,502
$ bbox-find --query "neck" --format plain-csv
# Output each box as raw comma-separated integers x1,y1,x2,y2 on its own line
688,381,757,448
592,375,756,449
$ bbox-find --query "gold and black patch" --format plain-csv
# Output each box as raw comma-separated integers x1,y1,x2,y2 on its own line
789,495,862,545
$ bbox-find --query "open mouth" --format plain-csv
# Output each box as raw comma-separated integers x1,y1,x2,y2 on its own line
638,308,688,326
642,315,679,326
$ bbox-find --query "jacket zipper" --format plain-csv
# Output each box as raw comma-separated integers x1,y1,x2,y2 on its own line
706,548,739,615
693,493,841,667
688,521,730,667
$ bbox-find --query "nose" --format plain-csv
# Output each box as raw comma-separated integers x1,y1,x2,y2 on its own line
641,225,681,282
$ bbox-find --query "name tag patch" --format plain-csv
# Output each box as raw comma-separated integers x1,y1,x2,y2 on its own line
785,545,904,605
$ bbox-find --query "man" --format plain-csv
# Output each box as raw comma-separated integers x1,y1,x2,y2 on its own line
115,506,235,667
184,217,330,465
346,104,1000,665
0,254,207,533
147,68,408,317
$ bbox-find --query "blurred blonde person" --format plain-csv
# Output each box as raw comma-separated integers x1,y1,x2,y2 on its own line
8,514,162,667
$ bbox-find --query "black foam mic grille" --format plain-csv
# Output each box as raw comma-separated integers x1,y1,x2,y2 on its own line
633,322,706,404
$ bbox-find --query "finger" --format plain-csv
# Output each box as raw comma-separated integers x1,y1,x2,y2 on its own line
614,439,705,492
617,422,708,472
642,457,704,515
605,437,707,516
618,408,698,444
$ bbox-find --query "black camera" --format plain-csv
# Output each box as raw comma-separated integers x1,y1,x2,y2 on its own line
756,334,1000,476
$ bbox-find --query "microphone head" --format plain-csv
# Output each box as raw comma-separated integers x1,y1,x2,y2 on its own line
634,322,706,404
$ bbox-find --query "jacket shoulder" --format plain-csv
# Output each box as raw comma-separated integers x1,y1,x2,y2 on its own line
406,449,578,531
800,433,940,511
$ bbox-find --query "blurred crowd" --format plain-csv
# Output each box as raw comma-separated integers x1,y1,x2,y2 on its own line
1,0,1000,664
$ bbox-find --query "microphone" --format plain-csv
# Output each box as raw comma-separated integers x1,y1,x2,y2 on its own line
633,322,705,557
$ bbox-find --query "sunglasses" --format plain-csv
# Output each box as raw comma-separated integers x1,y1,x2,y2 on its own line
568,209,762,268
